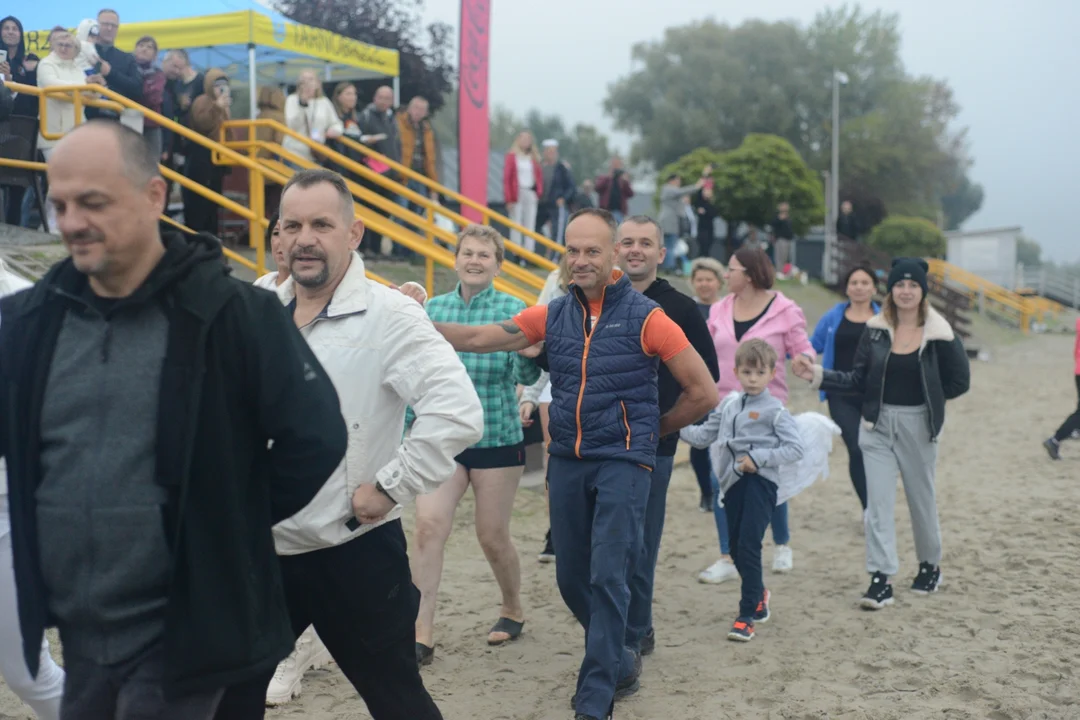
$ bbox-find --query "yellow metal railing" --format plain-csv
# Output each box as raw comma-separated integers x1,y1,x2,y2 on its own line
926,258,1061,333
6,83,542,300
223,117,564,261
219,120,558,282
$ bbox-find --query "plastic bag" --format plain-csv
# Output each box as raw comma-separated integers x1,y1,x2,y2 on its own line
708,391,841,505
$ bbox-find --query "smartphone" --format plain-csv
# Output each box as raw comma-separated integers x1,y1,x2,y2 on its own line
0,50,8,65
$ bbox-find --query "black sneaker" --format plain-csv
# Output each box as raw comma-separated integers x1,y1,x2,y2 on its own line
860,572,894,610
640,628,656,656
615,649,642,698
910,562,942,595
538,530,555,563
752,588,771,623
1044,438,1062,460
570,654,640,710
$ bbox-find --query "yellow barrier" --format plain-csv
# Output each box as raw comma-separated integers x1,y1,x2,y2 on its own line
223,117,564,259
237,136,541,302
15,81,269,275
219,121,557,281
9,83,544,302
926,258,1062,333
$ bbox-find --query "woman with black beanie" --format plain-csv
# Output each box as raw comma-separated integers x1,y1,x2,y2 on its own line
793,258,970,610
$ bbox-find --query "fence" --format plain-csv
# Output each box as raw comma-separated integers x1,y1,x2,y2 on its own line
1016,264,1080,309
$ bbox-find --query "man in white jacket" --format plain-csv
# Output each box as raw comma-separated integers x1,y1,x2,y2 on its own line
231,168,483,719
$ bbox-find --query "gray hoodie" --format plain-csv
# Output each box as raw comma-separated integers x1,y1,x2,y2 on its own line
680,388,803,495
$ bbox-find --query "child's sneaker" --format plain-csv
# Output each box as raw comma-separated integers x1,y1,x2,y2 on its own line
1044,438,1062,460
752,589,771,623
726,617,755,642
860,572,894,610
910,562,941,595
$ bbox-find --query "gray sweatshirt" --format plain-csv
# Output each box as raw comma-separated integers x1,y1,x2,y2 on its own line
35,290,170,665
680,389,804,495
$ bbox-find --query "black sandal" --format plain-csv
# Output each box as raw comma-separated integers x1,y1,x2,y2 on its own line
415,641,434,667
487,617,525,646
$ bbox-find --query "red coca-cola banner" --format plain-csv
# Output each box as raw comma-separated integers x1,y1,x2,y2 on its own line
458,0,490,222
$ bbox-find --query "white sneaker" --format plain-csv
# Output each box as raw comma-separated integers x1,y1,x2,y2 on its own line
772,545,794,573
265,626,332,707
697,558,739,584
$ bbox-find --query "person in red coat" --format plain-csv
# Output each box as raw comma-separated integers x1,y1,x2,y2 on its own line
502,131,543,254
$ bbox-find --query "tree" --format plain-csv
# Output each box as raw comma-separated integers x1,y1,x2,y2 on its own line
660,136,824,235
274,0,455,113
485,105,613,181
603,6,982,232
1017,236,1042,267
866,216,946,259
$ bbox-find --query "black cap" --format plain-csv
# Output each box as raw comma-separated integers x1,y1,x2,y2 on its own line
887,258,929,296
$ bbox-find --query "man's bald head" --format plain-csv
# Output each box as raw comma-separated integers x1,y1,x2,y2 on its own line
46,120,169,290
55,121,161,188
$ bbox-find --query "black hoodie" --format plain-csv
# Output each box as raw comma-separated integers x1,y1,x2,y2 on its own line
0,16,38,117
642,278,720,456
0,231,347,692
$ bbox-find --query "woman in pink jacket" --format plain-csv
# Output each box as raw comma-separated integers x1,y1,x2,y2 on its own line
1043,317,1080,459
704,247,815,576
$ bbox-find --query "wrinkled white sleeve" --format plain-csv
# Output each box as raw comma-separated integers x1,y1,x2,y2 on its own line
375,300,484,504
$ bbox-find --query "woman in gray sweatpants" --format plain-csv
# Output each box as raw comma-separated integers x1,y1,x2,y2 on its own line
794,258,970,610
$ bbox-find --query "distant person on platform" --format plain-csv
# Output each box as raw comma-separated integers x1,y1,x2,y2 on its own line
536,139,576,250
357,85,402,256
836,201,862,241
85,9,143,120
595,156,634,224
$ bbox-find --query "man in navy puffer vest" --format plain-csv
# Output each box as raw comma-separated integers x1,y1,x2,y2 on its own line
435,209,717,720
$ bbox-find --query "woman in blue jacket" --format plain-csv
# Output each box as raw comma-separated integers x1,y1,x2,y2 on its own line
810,263,879,511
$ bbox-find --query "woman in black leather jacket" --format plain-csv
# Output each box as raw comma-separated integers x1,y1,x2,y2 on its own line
794,258,970,611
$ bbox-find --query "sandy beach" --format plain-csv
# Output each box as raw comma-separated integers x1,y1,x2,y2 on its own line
3,331,1079,719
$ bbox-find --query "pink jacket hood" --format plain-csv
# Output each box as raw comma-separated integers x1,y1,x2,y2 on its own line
708,291,815,404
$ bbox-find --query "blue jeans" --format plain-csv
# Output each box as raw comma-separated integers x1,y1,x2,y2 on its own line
548,455,649,720
662,233,678,270
725,473,777,619
625,455,675,651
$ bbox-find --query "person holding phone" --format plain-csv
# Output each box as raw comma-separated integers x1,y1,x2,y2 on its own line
692,164,720,260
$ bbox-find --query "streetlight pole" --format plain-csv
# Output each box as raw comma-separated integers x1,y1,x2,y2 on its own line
825,69,848,285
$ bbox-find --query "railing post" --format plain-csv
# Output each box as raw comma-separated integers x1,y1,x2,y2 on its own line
248,137,263,255
425,256,435,298
978,288,985,316
426,203,436,248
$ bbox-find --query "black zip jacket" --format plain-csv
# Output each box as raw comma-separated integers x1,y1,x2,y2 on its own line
86,45,144,120
815,307,970,440
643,278,721,456
0,231,347,694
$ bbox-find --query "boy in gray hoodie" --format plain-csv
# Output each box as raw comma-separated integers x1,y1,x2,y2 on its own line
681,339,803,641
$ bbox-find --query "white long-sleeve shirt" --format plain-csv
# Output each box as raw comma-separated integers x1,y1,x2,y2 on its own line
271,253,483,555
282,94,343,162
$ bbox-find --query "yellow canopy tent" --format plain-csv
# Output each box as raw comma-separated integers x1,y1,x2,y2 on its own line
26,10,401,117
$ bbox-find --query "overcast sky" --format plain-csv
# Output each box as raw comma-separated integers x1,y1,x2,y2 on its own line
24,0,1075,260
420,0,1077,261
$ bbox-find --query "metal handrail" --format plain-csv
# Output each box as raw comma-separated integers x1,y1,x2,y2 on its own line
222,118,566,257
16,82,268,275
232,136,547,296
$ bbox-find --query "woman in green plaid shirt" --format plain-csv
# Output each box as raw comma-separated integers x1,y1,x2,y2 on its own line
408,225,541,667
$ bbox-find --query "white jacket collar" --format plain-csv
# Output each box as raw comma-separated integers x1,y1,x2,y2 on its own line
278,252,369,316
867,305,954,345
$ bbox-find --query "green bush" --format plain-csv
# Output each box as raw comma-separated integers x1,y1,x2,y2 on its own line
656,135,824,235
866,216,946,259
